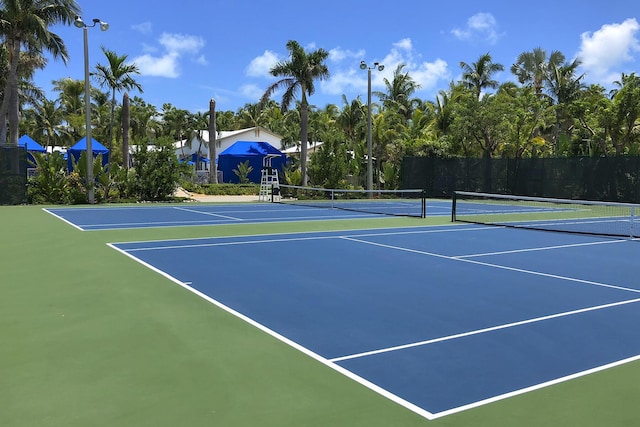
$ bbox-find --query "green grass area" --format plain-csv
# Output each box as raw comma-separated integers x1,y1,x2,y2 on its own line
2,204,639,426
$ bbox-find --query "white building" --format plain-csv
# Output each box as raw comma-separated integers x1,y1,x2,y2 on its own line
174,126,284,168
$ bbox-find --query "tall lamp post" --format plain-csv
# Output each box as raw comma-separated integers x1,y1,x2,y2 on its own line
360,60,384,192
74,16,109,204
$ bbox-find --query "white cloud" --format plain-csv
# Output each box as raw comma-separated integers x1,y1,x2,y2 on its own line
240,83,264,100
132,33,206,78
393,38,413,51
411,59,450,90
133,53,180,78
321,38,451,98
322,68,360,96
246,50,280,78
249,37,450,105
195,55,208,66
329,47,365,62
451,12,501,44
159,33,205,55
578,18,640,83
131,21,152,34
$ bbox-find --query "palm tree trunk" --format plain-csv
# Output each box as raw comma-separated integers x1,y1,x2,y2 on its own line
122,93,130,169
0,82,10,145
208,99,218,183
0,40,22,146
7,40,21,146
300,101,309,186
110,88,116,152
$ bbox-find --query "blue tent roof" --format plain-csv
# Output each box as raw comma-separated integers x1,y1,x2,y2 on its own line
19,135,46,152
218,141,286,184
219,141,283,156
69,137,109,153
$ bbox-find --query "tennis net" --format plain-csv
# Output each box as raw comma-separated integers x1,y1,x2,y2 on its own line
452,191,640,238
275,184,426,218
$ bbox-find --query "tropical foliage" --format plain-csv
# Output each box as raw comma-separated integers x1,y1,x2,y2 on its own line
1,0,639,203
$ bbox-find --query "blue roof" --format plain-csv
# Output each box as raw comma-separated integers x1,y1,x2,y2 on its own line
19,135,46,152
219,141,282,156
69,137,109,153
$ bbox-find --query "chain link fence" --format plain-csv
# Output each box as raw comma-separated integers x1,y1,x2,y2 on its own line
402,156,640,203
0,145,28,205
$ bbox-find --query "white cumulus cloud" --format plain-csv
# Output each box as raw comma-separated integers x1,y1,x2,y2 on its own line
321,38,451,98
577,18,640,83
132,33,206,78
131,21,152,34
246,50,280,78
451,12,501,45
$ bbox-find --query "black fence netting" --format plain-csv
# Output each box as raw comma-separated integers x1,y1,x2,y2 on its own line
402,156,640,203
0,145,28,205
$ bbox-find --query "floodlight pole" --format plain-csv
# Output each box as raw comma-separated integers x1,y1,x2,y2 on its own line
360,60,384,192
75,16,108,204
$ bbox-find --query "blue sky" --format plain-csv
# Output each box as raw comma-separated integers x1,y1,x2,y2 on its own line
34,0,639,114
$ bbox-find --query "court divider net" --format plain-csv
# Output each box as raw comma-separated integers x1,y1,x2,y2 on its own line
274,184,426,218
452,191,640,238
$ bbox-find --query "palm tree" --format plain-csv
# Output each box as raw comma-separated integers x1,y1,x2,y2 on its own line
52,77,85,142
459,52,505,99
0,0,80,145
26,98,68,149
260,40,329,186
92,47,143,151
236,102,269,129
187,111,210,162
545,58,585,153
160,103,191,158
374,63,422,121
510,47,565,97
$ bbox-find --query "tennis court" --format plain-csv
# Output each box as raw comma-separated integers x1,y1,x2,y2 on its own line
8,194,640,425
109,223,640,420
44,200,434,231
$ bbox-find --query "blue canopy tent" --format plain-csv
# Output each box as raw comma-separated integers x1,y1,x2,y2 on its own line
19,135,46,166
67,137,109,171
20,135,46,153
218,141,286,184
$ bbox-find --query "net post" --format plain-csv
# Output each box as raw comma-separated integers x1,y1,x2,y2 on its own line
451,191,457,222
421,190,426,218
631,206,635,238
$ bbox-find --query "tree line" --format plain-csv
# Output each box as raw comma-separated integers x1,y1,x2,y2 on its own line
2,1,639,191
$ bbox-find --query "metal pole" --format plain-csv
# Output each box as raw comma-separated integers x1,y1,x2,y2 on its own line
366,68,373,192
83,27,94,204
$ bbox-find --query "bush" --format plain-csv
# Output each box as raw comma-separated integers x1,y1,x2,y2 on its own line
199,183,259,195
131,138,188,201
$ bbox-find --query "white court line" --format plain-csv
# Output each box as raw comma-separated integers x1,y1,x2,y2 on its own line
110,223,476,246
456,238,628,258
330,297,640,362
106,242,436,421
108,227,640,420
79,213,378,230
42,208,85,231
122,225,498,251
172,206,243,221
340,237,640,295
125,235,340,251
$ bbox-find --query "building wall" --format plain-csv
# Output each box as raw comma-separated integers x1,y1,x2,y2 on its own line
175,127,283,167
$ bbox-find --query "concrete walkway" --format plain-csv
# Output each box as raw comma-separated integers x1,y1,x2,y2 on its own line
174,187,260,203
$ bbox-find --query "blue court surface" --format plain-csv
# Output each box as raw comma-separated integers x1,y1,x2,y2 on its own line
46,201,447,230
109,224,640,420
